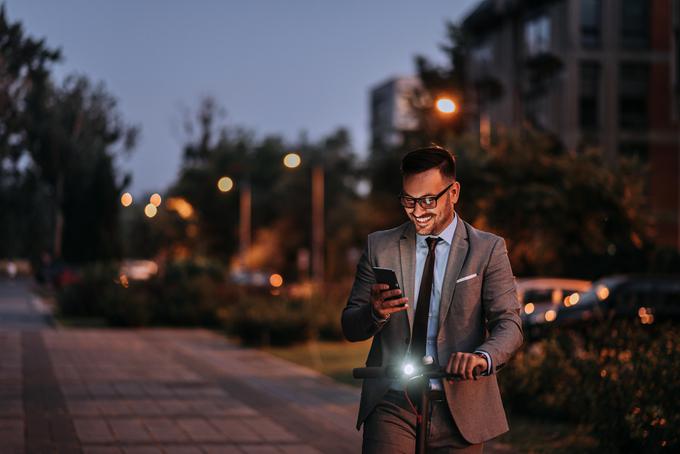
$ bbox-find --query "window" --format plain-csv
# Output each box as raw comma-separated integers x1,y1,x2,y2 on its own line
525,15,551,56
621,0,649,49
619,63,649,129
581,0,602,48
579,62,600,129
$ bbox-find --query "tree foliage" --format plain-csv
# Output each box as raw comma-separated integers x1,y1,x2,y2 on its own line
0,8,136,262
153,98,365,281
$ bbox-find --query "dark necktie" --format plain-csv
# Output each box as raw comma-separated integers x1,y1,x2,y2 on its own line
411,237,440,363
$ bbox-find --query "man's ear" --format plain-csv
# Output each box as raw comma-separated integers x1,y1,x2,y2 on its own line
451,181,461,204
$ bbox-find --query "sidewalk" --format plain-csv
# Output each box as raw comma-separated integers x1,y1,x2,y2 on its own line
2,327,363,454
0,279,361,453
0,279,513,453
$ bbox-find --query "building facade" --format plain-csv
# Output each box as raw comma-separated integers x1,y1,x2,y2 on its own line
369,76,423,149
462,0,680,249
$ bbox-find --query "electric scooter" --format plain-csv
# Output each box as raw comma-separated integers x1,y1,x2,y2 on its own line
353,356,472,454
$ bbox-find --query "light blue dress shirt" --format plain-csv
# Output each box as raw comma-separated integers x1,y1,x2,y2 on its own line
414,215,457,389
413,214,491,389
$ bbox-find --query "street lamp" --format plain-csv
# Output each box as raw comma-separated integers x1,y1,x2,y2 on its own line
435,97,457,114
283,153,301,169
217,176,234,192
284,153,324,285
218,175,249,269
150,193,162,207
121,192,133,207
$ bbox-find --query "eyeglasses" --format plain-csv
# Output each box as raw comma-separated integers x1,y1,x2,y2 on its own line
399,183,453,209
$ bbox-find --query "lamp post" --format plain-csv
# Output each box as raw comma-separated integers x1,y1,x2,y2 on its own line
433,95,460,149
283,152,324,286
311,165,324,285
239,181,251,270
218,175,252,269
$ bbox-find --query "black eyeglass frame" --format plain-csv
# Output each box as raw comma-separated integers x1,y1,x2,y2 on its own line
399,183,453,209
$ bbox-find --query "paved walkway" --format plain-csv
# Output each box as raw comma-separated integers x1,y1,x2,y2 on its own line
0,279,361,453
0,279,513,454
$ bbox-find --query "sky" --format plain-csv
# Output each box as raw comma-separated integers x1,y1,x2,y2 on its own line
4,0,479,196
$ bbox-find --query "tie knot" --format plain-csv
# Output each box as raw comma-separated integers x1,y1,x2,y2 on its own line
426,237,440,250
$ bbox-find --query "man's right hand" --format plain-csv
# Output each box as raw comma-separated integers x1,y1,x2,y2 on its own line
370,284,409,320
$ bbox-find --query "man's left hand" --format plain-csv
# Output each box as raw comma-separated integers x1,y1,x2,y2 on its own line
446,352,487,381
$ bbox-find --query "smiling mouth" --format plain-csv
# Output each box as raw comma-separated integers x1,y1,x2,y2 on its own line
414,215,433,226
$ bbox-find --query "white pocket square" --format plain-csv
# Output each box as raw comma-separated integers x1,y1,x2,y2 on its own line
456,273,477,283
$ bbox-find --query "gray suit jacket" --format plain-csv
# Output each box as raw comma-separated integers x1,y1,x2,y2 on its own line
341,219,523,444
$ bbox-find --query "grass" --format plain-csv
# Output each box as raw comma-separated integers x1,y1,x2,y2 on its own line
263,340,598,452
263,339,372,386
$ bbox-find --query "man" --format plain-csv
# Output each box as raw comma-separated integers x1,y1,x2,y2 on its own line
342,146,523,453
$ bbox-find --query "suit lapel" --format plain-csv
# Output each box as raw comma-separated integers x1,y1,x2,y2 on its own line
439,220,469,328
398,222,416,330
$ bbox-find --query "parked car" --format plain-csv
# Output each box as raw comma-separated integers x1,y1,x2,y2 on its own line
516,278,592,339
556,274,680,326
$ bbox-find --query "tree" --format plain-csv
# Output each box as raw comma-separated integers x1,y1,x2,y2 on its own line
450,130,653,278
0,5,60,258
24,75,137,261
164,98,364,281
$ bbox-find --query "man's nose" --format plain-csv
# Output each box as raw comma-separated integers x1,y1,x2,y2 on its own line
412,203,426,216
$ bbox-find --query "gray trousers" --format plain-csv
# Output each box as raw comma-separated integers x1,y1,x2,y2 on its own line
362,390,483,454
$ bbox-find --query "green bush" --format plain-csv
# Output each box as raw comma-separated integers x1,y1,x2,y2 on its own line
500,320,679,452
56,260,229,327
57,263,119,318
219,294,318,346
101,282,152,327
150,260,228,326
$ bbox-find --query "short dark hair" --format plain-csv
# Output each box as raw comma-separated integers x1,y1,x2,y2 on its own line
401,145,456,180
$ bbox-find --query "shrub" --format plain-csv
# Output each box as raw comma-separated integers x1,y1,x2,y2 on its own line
219,294,316,346
500,320,679,452
150,260,227,326
56,259,229,327
57,262,118,318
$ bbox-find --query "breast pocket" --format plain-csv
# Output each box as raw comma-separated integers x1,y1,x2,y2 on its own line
453,273,483,314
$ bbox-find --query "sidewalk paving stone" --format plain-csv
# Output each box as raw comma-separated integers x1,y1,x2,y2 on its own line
177,418,229,443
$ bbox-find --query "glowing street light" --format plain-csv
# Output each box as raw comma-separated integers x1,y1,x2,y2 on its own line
435,97,457,114
269,273,284,288
144,203,157,218
217,176,234,192
283,153,301,169
150,193,162,207
121,192,133,207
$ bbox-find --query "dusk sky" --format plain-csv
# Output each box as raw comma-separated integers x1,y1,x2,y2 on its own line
4,0,478,195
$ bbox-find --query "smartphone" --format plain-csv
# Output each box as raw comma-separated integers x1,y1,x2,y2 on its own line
372,267,405,306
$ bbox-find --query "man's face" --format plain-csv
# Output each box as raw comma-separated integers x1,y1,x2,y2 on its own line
402,168,460,235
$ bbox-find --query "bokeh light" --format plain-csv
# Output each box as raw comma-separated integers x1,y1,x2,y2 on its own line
150,193,162,207
121,192,133,207
544,309,557,322
435,97,457,114
218,176,234,192
269,273,284,288
283,153,301,169
144,203,157,218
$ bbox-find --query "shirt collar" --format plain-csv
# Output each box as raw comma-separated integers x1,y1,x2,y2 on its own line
416,213,457,246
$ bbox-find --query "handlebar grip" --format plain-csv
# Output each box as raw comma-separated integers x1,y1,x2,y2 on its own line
352,367,385,379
